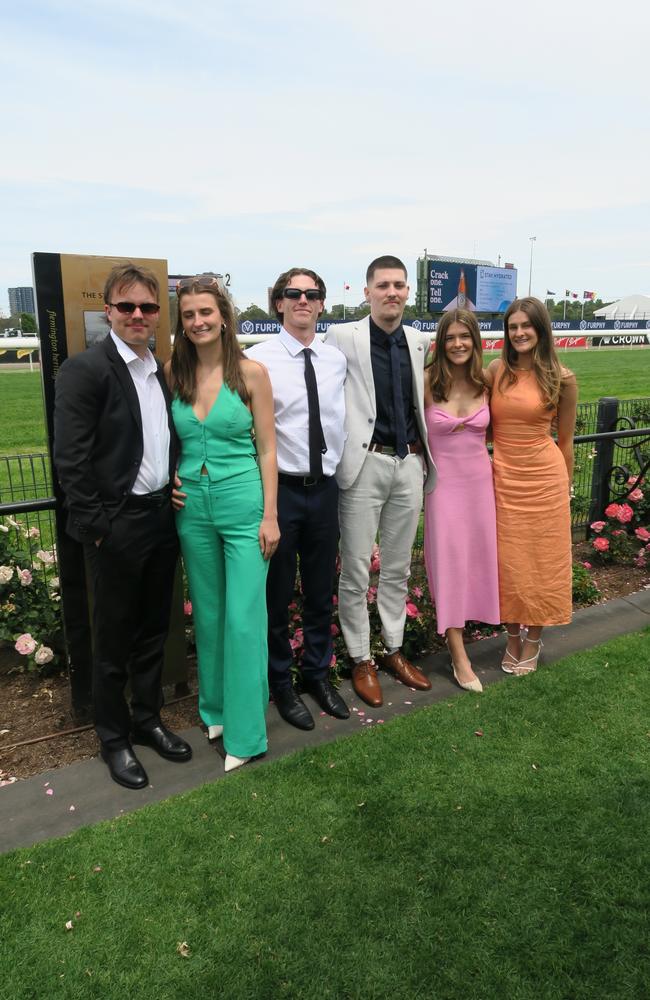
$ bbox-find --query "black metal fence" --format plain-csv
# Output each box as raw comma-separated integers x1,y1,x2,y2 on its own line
2,397,650,648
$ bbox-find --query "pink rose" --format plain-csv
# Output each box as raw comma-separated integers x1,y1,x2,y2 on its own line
293,629,303,646
405,602,419,618
616,504,633,524
628,488,643,502
604,503,620,518
15,633,37,655
592,537,610,552
634,554,646,568
17,568,32,587
330,654,337,668
582,561,592,569
34,645,54,666
412,586,423,598
634,527,650,542
369,543,381,573
330,623,339,636
332,595,338,606
36,549,55,564
26,526,40,539
612,529,624,537
590,521,606,533
183,600,192,616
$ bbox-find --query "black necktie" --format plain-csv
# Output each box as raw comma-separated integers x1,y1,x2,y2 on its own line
303,348,326,477
389,337,408,459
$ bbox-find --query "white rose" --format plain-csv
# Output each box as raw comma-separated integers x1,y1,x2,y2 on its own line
0,565,14,585
34,646,54,665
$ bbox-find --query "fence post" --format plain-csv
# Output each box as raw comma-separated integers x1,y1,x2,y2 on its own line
588,397,619,524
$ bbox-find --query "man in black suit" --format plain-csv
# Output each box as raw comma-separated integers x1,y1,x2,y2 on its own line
54,262,192,789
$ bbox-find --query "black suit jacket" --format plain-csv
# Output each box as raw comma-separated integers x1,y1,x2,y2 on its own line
53,334,178,543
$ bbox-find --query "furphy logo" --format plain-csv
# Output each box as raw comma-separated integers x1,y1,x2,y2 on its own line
241,320,254,334
411,319,422,331
614,321,621,330
580,321,586,330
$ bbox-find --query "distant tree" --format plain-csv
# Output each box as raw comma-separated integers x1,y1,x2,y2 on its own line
20,312,37,332
322,303,370,322
237,304,269,321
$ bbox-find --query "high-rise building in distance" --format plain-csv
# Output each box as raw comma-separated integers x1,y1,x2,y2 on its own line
8,286,35,315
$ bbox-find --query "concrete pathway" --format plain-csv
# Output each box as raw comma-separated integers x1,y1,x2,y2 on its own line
2,589,649,856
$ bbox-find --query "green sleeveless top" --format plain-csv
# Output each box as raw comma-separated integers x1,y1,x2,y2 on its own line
171,385,259,483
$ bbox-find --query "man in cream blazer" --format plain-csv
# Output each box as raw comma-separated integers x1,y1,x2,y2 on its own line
324,255,436,707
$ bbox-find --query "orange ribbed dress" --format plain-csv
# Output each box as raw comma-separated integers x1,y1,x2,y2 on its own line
490,364,572,626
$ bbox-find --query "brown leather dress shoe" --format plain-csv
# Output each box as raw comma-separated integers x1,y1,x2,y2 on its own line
376,650,432,690
351,659,383,707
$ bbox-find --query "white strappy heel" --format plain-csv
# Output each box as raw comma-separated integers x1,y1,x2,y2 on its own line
512,638,543,676
501,627,524,674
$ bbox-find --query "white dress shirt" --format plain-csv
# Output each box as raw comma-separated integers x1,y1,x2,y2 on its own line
247,327,346,477
110,331,170,493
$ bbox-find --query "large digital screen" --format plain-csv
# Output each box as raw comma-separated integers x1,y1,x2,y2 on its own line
428,261,517,314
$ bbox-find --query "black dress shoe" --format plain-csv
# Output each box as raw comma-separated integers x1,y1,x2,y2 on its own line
132,723,192,762
303,678,350,719
101,745,148,790
273,687,315,731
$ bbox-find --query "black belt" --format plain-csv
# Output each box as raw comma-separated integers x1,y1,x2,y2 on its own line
278,472,330,488
367,441,422,456
124,488,171,508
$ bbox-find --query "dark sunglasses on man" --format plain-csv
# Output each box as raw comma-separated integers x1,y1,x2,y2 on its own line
107,301,161,315
282,288,321,301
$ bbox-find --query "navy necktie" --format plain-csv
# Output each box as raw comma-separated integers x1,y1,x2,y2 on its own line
303,348,326,476
389,337,408,459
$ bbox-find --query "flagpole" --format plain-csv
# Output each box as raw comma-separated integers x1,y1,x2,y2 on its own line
563,293,567,322
343,282,347,321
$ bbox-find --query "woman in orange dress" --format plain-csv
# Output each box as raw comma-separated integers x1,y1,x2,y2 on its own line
487,297,577,675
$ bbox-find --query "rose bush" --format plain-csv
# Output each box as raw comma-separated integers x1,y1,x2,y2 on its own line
589,477,650,566
0,516,63,673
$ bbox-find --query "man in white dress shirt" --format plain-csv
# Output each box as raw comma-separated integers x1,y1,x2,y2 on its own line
54,263,192,789
247,268,348,730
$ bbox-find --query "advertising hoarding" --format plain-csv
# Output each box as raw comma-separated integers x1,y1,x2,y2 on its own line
428,261,517,314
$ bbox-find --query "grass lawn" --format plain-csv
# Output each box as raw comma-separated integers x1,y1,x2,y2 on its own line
2,629,649,999
482,347,650,405
1,349,650,460
0,371,48,454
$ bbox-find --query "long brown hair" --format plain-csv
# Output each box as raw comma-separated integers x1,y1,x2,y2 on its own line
428,309,488,402
498,297,569,408
170,281,248,404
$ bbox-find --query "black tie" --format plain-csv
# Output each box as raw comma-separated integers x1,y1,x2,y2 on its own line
389,337,408,459
303,348,326,477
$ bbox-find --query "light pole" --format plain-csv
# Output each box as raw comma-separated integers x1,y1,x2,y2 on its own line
528,236,537,296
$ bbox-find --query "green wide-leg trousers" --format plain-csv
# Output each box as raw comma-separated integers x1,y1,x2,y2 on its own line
176,474,269,758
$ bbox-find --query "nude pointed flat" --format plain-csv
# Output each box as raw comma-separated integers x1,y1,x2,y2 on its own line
224,753,250,773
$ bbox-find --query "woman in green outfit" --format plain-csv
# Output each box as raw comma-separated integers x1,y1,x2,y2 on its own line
166,276,279,772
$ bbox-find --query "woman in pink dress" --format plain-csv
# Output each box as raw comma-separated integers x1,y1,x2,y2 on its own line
424,309,500,692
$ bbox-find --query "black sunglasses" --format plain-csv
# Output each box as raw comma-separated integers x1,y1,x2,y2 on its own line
107,301,160,315
282,288,321,301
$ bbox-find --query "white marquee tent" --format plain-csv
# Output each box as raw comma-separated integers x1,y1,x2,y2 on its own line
593,294,650,319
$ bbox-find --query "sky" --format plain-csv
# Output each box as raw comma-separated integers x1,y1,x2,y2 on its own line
2,0,650,316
